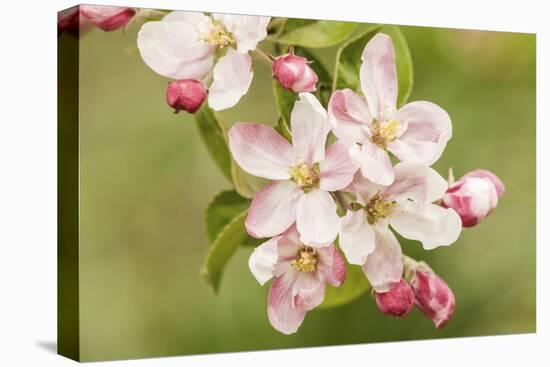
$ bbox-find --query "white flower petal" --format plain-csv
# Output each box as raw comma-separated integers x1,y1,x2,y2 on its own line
296,189,340,247
362,228,403,293
214,14,271,53
339,210,376,265
208,48,253,111
248,236,280,285
350,140,394,186
390,201,462,250
137,13,214,80
383,162,448,204
290,93,331,165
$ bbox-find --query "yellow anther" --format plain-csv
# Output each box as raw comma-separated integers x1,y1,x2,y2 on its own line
371,119,402,147
203,23,235,48
291,247,318,273
366,194,396,223
288,159,320,191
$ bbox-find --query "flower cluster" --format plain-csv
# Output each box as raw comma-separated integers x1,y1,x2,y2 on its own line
78,10,506,335
228,33,504,334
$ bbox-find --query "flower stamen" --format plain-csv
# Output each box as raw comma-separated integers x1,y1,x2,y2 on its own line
366,194,396,224
289,159,320,192
291,247,318,273
371,119,402,148
203,22,235,48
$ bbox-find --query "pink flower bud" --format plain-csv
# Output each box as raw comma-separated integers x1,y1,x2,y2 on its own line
58,7,81,35
442,169,505,228
272,53,318,93
412,271,455,329
375,279,414,318
166,80,207,114
80,5,135,32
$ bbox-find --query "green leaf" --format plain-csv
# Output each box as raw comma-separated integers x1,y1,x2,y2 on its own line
272,80,298,127
293,47,333,107
202,210,250,292
231,162,269,199
332,25,382,92
275,116,292,143
195,105,232,181
274,19,359,48
205,190,250,243
332,25,413,107
383,25,413,107
319,263,371,308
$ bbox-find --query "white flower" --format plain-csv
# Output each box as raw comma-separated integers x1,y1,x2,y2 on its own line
339,162,462,292
137,12,270,111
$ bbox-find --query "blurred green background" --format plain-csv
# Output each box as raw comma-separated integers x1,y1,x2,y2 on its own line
76,17,536,361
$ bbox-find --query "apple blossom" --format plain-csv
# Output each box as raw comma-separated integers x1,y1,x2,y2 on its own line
339,162,462,292
166,79,207,113
80,5,136,32
375,278,414,318
328,33,452,185
412,269,456,329
442,169,505,227
137,11,270,111
272,52,318,93
248,225,346,334
228,93,358,246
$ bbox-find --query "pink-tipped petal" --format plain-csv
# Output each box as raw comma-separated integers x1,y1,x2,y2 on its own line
291,93,331,165
80,5,135,32
208,49,253,111
412,270,456,329
292,273,326,311
350,141,395,186
389,101,452,166
228,123,294,180
339,210,376,265
319,141,359,191
390,201,462,250
296,189,340,247
267,272,305,335
344,170,383,205
360,33,398,119
317,245,346,286
246,181,302,238
248,236,280,285
328,89,372,143
137,13,215,80
362,228,403,293
383,162,448,204
462,169,505,199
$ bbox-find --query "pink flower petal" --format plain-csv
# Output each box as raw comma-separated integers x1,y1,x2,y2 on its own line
292,272,326,311
389,101,452,166
296,189,340,247
344,171,383,205
389,201,462,250
319,141,359,191
248,236,280,285
383,162,448,204
137,12,215,80
360,33,398,119
246,181,302,238
316,245,346,286
339,210,376,265
328,89,372,143
208,48,253,111
290,93,331,165
228,123,294,180
362,228,403,293
462,169,505,199
267,271,305,335
350,141,395,186
362,228,403,292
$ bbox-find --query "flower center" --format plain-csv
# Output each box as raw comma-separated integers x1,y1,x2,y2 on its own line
365,194,396,224
288,159,320,192
291,247,318,273
371,119,402,147
203,22,235,48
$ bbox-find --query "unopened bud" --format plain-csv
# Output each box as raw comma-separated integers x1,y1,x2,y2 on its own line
272,53,318,93
80,5,136,32
375,278,414,318
166,79,207,114
412,270,455,329
442,169,505,228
